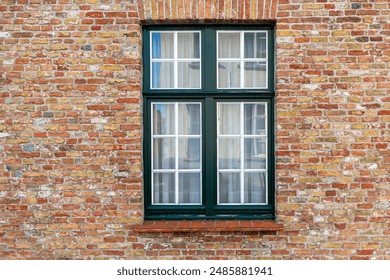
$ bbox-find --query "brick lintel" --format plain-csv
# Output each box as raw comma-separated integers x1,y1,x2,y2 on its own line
133,220,284,233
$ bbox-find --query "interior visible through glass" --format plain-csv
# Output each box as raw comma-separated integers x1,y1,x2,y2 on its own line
152,102,202,204
151,31,201,89
217,102,267,204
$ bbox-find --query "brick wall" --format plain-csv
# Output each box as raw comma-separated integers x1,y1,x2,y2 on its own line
0,0,389,259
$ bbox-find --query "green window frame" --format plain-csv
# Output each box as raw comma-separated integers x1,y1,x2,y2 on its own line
143,25,275,220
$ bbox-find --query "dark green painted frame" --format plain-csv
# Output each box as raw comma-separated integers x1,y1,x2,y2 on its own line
143,25,275,220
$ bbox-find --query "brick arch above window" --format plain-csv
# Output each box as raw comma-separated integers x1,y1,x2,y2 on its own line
137,0,279,21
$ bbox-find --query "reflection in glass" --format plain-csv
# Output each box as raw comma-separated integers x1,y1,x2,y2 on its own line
152,62,174,88
219,138,240,169
244,32,267,59
179,173,201,204
219,172,240,203
178,32,200,59
244,172,266,203
244,138,266,169
178,104,201,135
153,103,175,135
153,138,175,169
152,32,174,59
153,173,175,204
178,138,201,169
244,62,266,88
244,103,266,135
218,62,240,88
178,62,200,88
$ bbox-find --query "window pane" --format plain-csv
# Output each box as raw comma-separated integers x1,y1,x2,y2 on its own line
153,138,175,169
219,172,240,204
244,62,267,88
178,32,200,59
153,173,175,204
218,61,240,88
152,32,174,59
219,138,240,169
179,173,201,204
153,103,175,135
178,138,201,169
218,32,240,58
178,62,200,88
244,103,266,135
152,62,174,88
244,138,267,169
244,172,266,203
218,103,240,135
178,103,201,135
244,32,267,59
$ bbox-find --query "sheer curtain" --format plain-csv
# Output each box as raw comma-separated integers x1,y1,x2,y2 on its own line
152,32,174,88
218,32,240,88
177,33,200,88
244,32,267,88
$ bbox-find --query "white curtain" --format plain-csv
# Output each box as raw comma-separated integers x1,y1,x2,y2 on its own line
218,33,240,88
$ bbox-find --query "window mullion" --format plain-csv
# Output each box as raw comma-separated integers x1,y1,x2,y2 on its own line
205,97,215,215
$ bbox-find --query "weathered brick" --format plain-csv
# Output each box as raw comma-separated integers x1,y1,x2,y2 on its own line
0,0,388,262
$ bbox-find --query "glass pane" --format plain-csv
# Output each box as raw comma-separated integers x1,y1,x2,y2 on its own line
153,138,175,169
244,138,267,169
178,103,201,135
152,62,174,88
178,62,200,88
218,103,240,135
153,173,175,204
244,172,266,203
219,172,240,204
178,138,201,169
244,62,267,88
178,32,200,59
179,173,201,204
244,32,267,59
218,61,240,88
244,103,266,135
151,32,174,59
218,32,240,58
219,138,240,169
153,103,175,135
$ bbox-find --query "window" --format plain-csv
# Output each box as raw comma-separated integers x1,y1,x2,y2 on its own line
143,26,275,220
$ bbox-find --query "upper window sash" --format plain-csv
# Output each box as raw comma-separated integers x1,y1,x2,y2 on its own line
144,26,273,93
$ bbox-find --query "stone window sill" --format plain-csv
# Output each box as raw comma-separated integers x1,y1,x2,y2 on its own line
133,220,284,233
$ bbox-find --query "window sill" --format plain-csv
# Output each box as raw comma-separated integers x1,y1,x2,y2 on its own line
133,220,284,233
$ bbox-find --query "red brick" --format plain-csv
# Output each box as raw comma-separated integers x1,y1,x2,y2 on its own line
0,0,387,262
